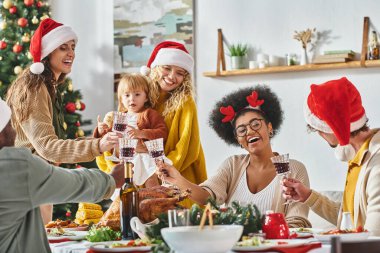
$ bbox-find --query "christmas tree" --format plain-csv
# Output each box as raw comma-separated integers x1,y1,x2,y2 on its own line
0,0,94,220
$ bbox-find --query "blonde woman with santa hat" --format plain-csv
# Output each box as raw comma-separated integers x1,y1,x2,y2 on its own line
282,77,380,235
5,18,121,223
141,41,207,208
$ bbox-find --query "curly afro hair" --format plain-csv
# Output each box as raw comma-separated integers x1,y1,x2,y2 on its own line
209,85,284,147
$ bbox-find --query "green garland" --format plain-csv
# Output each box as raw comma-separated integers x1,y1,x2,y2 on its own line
146,198,262,241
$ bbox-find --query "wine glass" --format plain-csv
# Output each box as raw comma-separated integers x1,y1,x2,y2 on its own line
270,153,294,205
106,111,128,162
119,137,138,162
144,138,170,187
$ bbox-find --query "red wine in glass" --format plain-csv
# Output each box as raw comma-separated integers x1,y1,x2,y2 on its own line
114,123,127,132
120,147,135,159
150,150,164,158
273,162,290,174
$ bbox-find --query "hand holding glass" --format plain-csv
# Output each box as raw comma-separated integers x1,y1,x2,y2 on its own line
144,138,170,187
270,153,294,205
106,111,128,162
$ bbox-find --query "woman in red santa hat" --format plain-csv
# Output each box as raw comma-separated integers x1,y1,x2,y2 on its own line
141,41,207,208
282,77,380,236
6,18,121,223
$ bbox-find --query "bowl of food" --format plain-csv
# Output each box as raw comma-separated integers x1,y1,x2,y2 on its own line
161,225,243,253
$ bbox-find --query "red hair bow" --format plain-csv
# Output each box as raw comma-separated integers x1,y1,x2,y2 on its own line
246,91,264,107
220,91,264,123
220,105,235,123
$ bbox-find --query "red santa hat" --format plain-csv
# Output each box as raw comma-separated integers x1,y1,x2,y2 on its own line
29,18,78,74
140,41,193,76
0,98,11,133
304,77,367,146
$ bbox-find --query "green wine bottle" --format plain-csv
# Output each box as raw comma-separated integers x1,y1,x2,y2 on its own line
119,162,138,240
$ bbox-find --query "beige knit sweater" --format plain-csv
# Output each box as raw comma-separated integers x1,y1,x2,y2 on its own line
11,84,101,164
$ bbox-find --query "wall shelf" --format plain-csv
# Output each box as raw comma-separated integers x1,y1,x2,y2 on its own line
203,60,380,77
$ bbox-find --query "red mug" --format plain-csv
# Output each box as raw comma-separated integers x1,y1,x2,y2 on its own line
262,212,289,239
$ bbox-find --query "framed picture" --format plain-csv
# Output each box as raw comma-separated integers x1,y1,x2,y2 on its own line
113,0,194,73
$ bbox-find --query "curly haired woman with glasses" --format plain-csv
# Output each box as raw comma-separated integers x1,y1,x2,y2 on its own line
157,85,311,228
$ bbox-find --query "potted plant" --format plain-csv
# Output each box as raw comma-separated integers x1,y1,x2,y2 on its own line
228,43,248,69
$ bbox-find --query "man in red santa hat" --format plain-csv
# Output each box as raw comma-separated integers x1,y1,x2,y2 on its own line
282,77,380,236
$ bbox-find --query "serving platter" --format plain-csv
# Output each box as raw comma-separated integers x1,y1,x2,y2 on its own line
89,241,152,252
232,239,309,252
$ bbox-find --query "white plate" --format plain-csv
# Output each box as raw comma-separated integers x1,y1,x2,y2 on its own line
314,232,370,242
289,228,324,238
232,239,308,252
47,231,88,241
89,241,152,252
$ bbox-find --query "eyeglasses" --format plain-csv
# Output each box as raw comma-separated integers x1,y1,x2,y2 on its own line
234,118,265,137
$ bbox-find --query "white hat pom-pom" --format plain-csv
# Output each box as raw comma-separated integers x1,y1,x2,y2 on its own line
30,62,44,74
140,66,151,76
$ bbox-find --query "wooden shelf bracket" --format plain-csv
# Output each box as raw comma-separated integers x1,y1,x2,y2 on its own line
216,29,226,76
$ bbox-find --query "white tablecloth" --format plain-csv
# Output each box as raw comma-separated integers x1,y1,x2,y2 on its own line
50,240,331,253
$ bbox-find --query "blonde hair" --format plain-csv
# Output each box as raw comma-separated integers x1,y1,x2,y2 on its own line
149,66,194,117
6,60,66,123
117,73,154,112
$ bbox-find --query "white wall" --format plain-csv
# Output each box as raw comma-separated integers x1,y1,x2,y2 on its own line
51,0,380,191
50,0,115,131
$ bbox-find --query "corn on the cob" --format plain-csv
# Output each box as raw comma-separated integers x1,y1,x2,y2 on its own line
83,218,101,225
74,218,84,225
78,202,102,210
75,209,103,220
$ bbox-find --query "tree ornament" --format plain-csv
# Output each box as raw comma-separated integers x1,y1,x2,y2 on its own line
21,33,30,43
75,121,81,127
0,41,7,50
80,102,86,111
40,14,49,21
0,21,7,30
67,82,73,91
0,56,2,60
2,0,12,9
24,0,34,6
77,129,85,137
65,210,71,217
63,122,67,130
32,16,39,24
14,66,23,75
65,102,76,114
27,51,33,59
9,6,17,14
17,18,28,28
13,43,23,53
36,1,43,8
75,100,81,110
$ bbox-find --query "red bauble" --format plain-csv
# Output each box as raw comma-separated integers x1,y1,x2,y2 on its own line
36,1,43,8
18,18,28,27
0,41,7,50
24,0,34,6
75,121,81,127
80,102,86,111
65,102,76,113
65,211,71,217
13,44,23,53
9,6,17,14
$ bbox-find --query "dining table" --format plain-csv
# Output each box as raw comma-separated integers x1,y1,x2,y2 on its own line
49,238,331,253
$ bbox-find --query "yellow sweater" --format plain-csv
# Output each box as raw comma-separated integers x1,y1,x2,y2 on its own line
155,96,208,208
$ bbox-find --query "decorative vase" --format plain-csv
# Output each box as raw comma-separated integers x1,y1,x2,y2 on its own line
300,48,308,65
231,56,245,69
